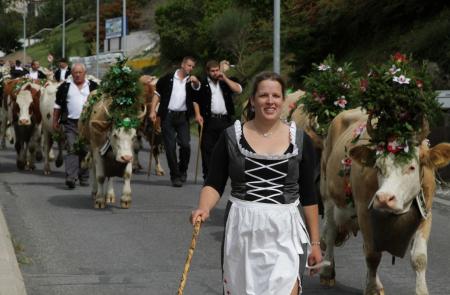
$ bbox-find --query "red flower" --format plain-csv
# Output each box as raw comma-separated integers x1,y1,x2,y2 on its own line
288,102,297,111
416,79,424,89
393,52,407,63
360,79,368,92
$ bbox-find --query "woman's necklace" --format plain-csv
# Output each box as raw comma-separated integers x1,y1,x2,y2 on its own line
253,121,279,138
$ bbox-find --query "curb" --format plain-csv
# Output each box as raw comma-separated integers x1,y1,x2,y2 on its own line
0,208,27,295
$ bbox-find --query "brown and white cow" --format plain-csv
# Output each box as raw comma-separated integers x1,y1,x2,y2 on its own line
3,79,43,170
132,75,164,176
40,81,64,174
320,109,450,295
79,93,146,209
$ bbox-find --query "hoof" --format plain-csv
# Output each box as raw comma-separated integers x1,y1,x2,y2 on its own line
156,170,165,176
120,199,131,209
320,276,336,287
35,151,43,162
44,170,51,175
106,194,116,204
55,156,63,167
94,199,106,209
16,160,26,170
26,163,36,171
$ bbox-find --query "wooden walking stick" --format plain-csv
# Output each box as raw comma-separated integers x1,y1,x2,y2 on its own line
194,124,203,184
177,219,202,295
147,121,156,178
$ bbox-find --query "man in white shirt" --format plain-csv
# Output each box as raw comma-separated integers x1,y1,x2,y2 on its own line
54,58,71,82
150,56,202,187
53,63,98,189
191,60,242,181
27,60,46,80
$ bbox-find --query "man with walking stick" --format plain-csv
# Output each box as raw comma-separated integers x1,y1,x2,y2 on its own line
192,60,242,182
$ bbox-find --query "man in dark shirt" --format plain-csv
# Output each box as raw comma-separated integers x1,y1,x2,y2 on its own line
54,58,71,82
149,56,202,187
10,60,28,79
192,60,242,181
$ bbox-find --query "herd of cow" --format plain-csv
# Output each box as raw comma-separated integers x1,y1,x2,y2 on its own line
0,69,449,294
0,72,165,210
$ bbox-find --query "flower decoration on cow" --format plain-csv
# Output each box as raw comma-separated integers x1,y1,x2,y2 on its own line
82,59,144,129
294,55,360,136
359,52,442,163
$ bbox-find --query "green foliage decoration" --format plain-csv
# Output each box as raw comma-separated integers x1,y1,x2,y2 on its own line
359,53,442,163
294,55,359,136
97,59,143,130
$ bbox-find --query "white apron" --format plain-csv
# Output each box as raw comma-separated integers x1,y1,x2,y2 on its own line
223,196,311,295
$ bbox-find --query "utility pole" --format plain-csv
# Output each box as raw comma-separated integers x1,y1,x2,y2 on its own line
62,0,65,58
96,0,99,77
273,0,280,74
23,9,26,64
122,0,126,57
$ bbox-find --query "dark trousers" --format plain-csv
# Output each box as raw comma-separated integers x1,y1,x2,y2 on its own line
201,116,232,180
161,111,191,180
63,119,88,181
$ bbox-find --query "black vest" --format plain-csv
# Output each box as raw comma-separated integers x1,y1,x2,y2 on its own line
55,80,98,123
155,72,195,120
195,78,236,119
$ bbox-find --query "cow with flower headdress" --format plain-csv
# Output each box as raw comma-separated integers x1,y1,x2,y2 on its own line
78,60,147,209
319,53,450,295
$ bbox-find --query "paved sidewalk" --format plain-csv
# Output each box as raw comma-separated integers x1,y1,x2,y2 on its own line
0,207,26,295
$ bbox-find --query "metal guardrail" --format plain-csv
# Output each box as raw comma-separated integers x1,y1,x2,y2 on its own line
437,90,450,109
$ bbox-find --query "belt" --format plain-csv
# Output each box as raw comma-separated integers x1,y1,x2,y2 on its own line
210,113,229,119
168,110,186,114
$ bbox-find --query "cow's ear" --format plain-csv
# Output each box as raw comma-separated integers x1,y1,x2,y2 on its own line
427,143,450,168
90,120,111,132
349,145,376,167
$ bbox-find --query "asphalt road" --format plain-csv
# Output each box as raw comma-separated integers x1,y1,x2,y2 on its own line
0,137,449,295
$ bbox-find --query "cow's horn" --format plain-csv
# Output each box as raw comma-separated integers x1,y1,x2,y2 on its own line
366,113,376,138
103,105,111,117
415,119,430,143
137,105,147,120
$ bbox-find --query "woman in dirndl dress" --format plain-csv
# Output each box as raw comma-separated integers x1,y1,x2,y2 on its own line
191,71,322,295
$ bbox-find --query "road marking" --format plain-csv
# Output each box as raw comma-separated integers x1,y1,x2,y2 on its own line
434,197,450,206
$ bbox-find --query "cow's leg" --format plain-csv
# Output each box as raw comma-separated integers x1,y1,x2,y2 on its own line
357,206,384,295
93,151,106,209
411,216,432,295
105,178,116,204
32,124,43,162
0,107,6,149
320,198,337,286
154,149,165,176
43,129,52,175
15,136,26,170
120,163,133,209
132,136,142,172
363,250,383,295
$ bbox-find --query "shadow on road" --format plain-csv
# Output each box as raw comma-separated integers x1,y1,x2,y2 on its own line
47,194,98,210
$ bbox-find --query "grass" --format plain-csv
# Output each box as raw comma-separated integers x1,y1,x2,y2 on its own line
11,237,32,266
26,21,90,66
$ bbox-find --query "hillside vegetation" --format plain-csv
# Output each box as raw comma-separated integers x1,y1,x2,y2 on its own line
155,0,450,89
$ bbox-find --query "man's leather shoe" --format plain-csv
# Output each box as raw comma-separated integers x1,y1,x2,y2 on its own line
172,178,183,187
180,173,187,183
65,179,75,189
79,179,89,187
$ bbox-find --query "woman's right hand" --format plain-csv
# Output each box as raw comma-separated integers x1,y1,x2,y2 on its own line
190,208,210,225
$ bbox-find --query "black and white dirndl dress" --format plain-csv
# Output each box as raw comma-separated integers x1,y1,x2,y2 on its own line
222,121,311,295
